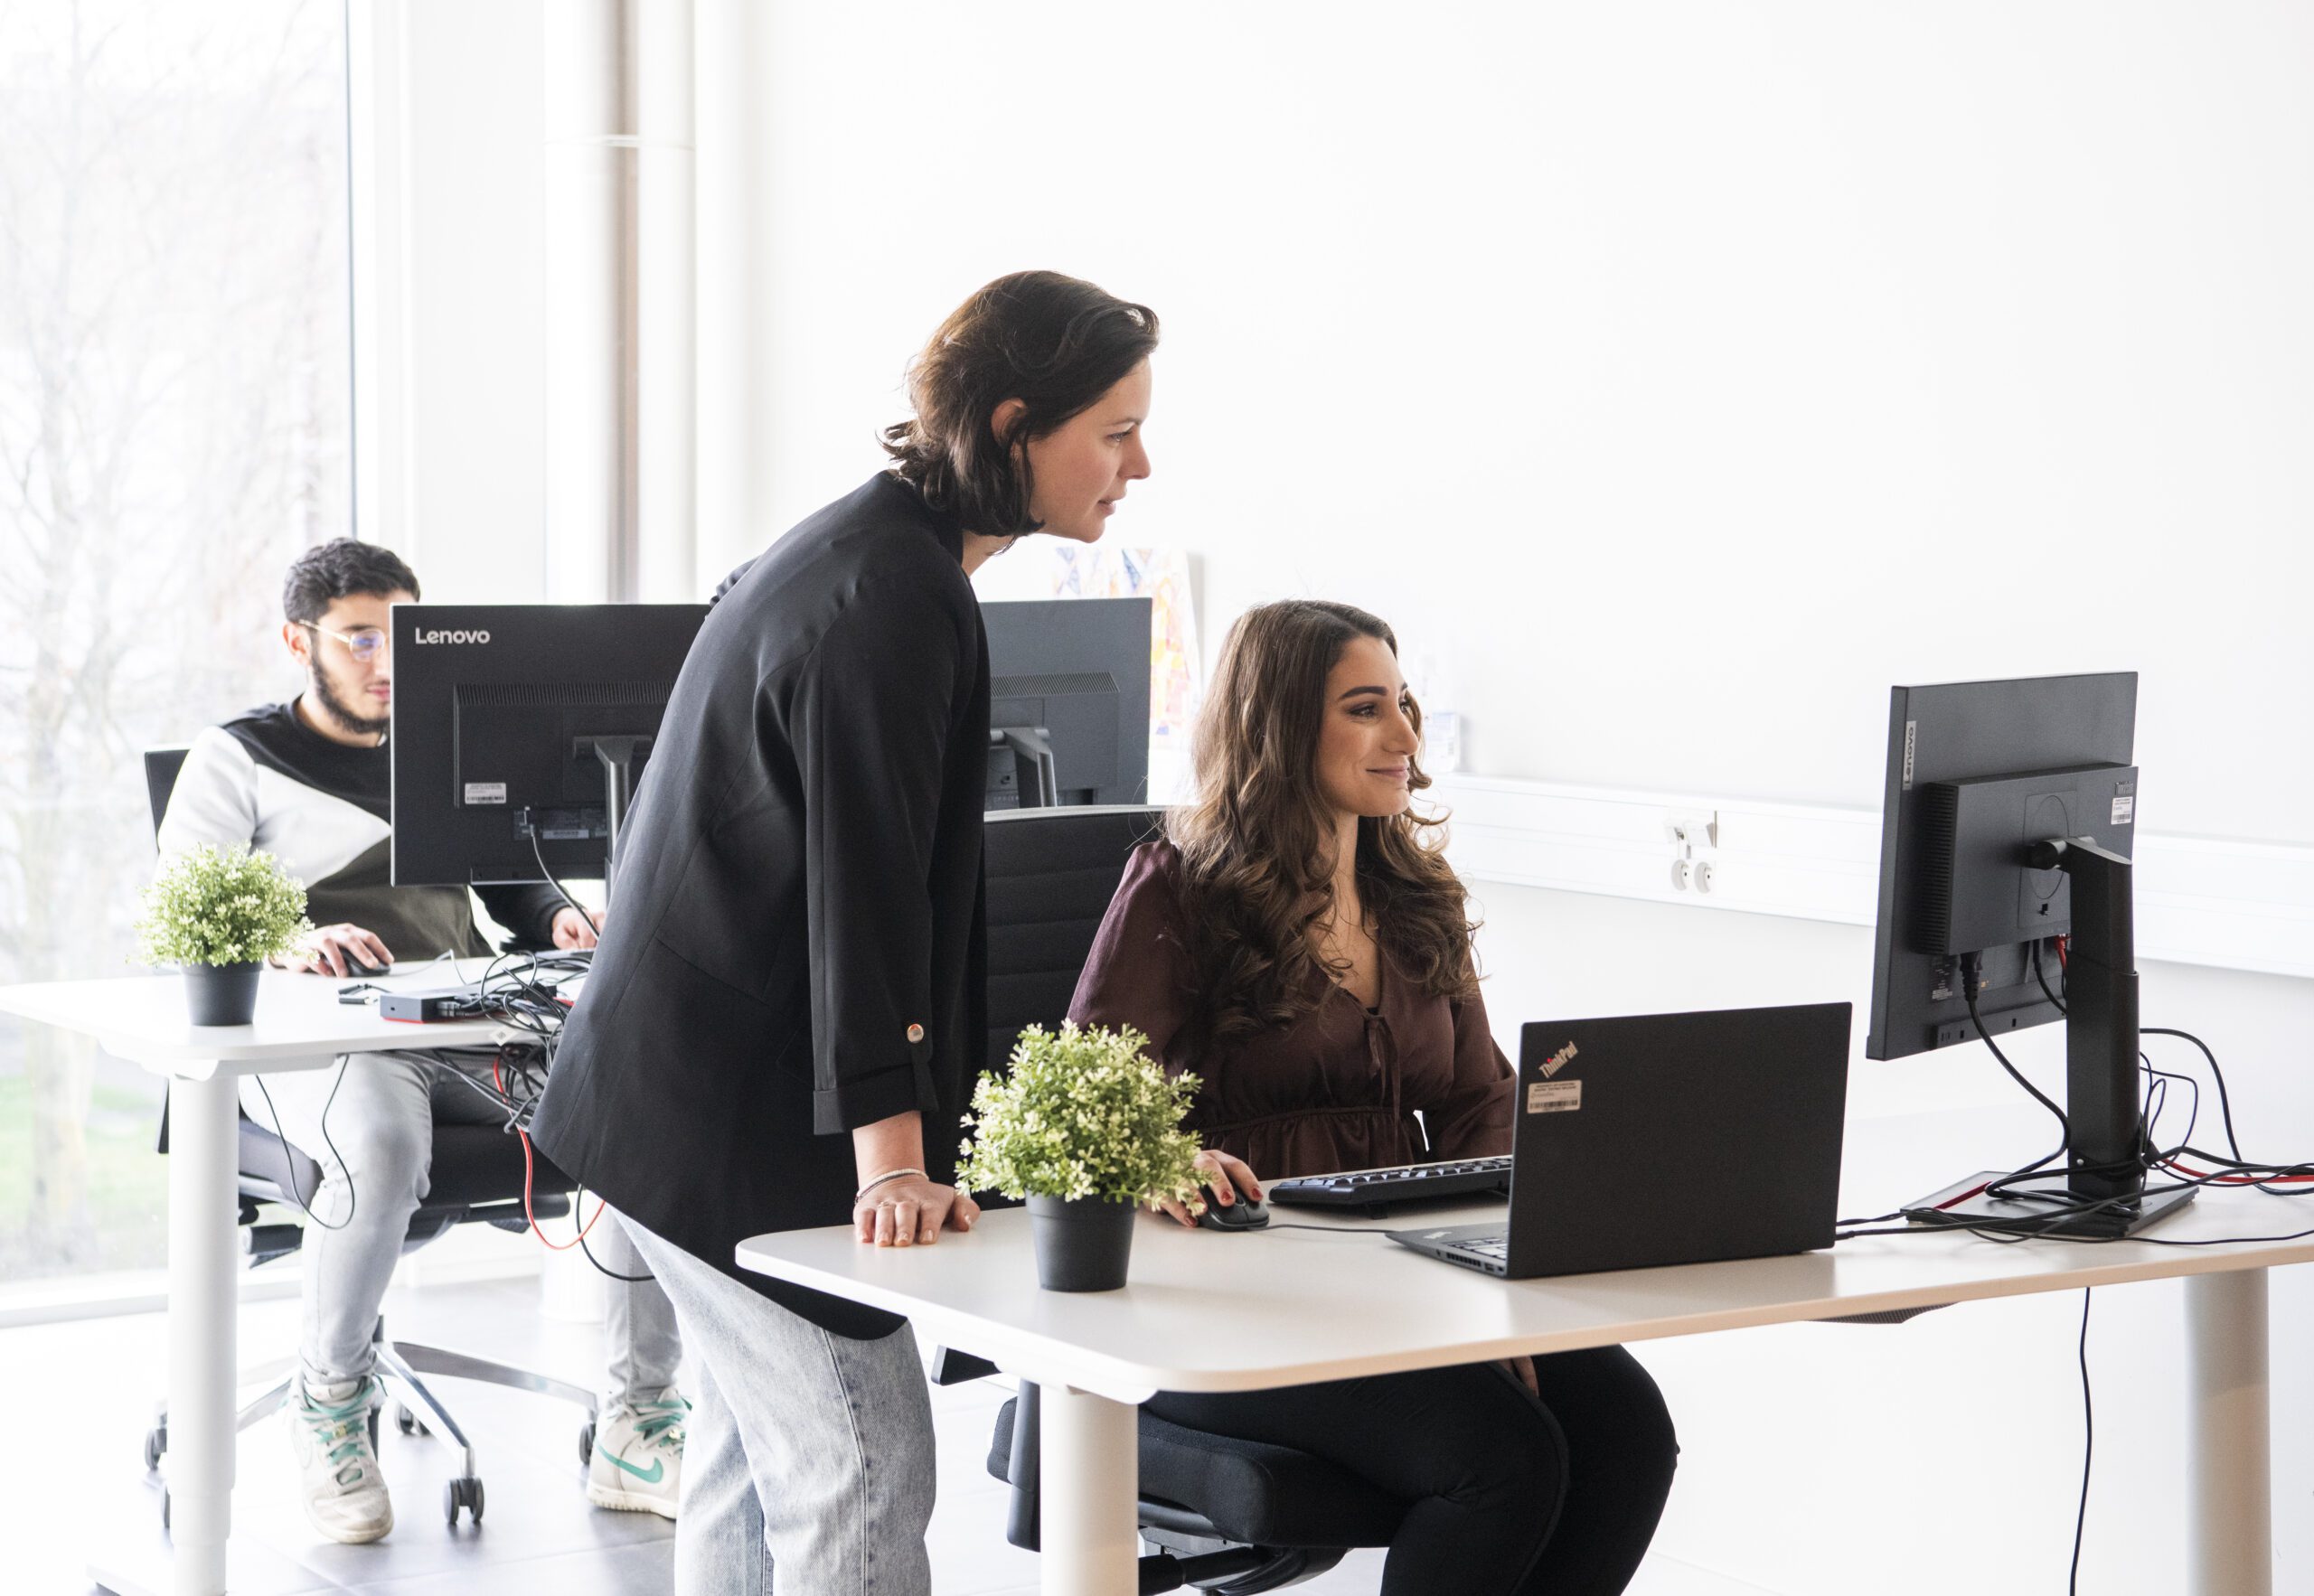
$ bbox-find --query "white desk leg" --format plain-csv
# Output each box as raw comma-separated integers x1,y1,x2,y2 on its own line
1039,1384,1140,1595
165,1070,240,1596
2186,1269,2271,1596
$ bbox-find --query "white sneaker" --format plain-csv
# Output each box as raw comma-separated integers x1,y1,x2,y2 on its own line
587,1392,688,1517
286,1375,392,1544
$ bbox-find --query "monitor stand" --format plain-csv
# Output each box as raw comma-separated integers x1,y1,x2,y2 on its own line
581,734,649,908
1905,837,2194,1240
1902,1169,2196,1239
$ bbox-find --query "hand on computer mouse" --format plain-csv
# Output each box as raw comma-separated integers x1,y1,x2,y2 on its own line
1152,1150,1265,1229
281,924,393,979
1195,1184,1270,1231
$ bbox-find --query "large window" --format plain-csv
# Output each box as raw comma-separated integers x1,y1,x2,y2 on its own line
0,0,353,1284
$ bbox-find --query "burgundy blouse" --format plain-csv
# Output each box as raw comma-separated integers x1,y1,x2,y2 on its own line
1068,840,1514,1182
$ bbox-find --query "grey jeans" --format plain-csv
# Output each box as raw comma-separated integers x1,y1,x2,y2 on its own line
240,1048,682,1406
626,1217,936,1596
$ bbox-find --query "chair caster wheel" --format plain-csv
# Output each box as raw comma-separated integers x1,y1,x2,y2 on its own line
396,1404,427,1437
143,1425,166,1472
445,1474,484,1526
578,1420,596,1467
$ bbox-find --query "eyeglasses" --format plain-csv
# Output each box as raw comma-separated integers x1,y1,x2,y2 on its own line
302,622,390,663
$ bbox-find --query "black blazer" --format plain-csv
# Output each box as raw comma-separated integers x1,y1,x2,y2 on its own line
530,472,990,1336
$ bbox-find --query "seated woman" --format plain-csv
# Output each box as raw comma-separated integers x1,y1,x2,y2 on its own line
1070,598,1679,1596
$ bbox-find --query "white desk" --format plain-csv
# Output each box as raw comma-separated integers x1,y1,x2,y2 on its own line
0,968,525,1596
738,1189,2313,1596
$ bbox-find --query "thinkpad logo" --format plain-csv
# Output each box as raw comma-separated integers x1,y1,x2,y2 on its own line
412,627,490,645
1541,1041,1578,1078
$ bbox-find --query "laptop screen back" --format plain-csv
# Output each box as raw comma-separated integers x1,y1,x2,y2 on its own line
1506,1003,1851,1277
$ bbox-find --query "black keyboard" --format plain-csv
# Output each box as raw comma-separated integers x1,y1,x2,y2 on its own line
1266,1156,1512,1213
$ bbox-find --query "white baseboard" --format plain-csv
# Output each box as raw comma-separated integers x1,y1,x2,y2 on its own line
1429,775,2314,981
0,1239,540,1330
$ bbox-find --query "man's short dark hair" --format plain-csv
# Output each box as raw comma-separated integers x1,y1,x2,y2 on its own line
282,539,421,624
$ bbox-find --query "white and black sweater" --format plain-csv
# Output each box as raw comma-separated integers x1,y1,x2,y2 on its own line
157,701,563,960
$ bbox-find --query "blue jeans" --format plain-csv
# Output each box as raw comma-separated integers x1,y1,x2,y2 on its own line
626,1217,937,1596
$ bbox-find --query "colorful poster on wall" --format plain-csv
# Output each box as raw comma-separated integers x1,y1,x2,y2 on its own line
1046,546,1201,752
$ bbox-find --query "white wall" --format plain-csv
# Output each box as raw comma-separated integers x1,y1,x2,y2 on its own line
379,4,2314,1591
721,1,2313,845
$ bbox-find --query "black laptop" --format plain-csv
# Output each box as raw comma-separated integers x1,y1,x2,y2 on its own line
1389,1003,1851,1278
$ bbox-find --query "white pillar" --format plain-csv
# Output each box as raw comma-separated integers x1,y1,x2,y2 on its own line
2186,1268,2272,1596
693,0,768,595
542,0,693,604
1038,1383,1142,1594
165,1071,240,1596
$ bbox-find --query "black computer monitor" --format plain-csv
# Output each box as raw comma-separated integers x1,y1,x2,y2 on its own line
981,597,1152,809
1866,671,2187,1236
390,603,707,889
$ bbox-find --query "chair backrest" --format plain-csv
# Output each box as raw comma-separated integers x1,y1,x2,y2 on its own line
143,746,190,844
983,805,1165,1075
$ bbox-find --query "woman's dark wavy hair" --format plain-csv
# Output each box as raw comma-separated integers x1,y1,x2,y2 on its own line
1166,600,1481,1046
882,271,1159,537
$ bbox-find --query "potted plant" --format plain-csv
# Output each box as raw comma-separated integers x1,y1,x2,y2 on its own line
956,1022,1204,1291
136,844,311,1026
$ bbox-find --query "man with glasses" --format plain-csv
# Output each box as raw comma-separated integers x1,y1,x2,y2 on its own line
155,540,687,1544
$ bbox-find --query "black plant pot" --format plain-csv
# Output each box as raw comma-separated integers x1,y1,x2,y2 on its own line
1027,1194,1136,1291
183,962,262,1027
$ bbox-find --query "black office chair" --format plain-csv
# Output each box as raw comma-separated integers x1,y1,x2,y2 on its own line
942,805,1407,1593
141,747,598,1530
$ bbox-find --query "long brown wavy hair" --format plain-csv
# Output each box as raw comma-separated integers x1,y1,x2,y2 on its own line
1166,600,1480,1045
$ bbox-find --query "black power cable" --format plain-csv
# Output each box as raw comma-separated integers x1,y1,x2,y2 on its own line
1961,953,2069,1142
2071,1290,2093,1596
251,1056,358,1232
574,1189,657,1283
528,825,596,937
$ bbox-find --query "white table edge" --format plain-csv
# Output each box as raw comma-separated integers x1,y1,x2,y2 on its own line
732,1226,2314,1396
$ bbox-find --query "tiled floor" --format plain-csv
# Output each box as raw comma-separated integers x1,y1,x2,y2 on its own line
5,1271,1747,1595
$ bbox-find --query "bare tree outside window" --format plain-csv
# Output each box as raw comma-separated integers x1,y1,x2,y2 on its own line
0,0,353,1281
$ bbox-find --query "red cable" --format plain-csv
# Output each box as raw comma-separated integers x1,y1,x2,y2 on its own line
499,1051,609,1250
2161,1159,2314,1187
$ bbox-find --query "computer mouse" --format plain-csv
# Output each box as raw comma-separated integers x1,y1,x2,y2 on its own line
344,952,390,978
1195,1185,1270,1232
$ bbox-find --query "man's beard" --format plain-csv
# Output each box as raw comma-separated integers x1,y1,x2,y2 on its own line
309,665,390,738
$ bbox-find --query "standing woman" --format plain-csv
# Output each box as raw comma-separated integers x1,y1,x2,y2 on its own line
531,271,1157,1595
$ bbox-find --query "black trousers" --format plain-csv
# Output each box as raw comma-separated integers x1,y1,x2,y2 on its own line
1143,1346,1677,1596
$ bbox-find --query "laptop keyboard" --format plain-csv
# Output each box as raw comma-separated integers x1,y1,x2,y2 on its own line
1267,1156,1512,1211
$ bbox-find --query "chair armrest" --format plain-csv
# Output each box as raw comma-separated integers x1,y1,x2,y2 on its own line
928,1347,1002,1385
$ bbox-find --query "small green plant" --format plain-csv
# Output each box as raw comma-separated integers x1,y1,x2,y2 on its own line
135,845,311,968
957,1022,1205,1205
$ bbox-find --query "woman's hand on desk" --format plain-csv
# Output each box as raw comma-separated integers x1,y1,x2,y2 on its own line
852,1177,981,1248
552,906,605,949
1152,1149,1263,1228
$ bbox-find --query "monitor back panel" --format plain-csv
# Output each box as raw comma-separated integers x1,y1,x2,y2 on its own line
1506,1003,1851,1278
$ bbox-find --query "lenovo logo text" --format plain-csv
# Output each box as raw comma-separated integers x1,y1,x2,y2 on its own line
411,627,490,645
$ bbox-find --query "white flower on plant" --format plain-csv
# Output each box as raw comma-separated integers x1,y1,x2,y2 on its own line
956,1022,1204,1206
135,845,311,970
